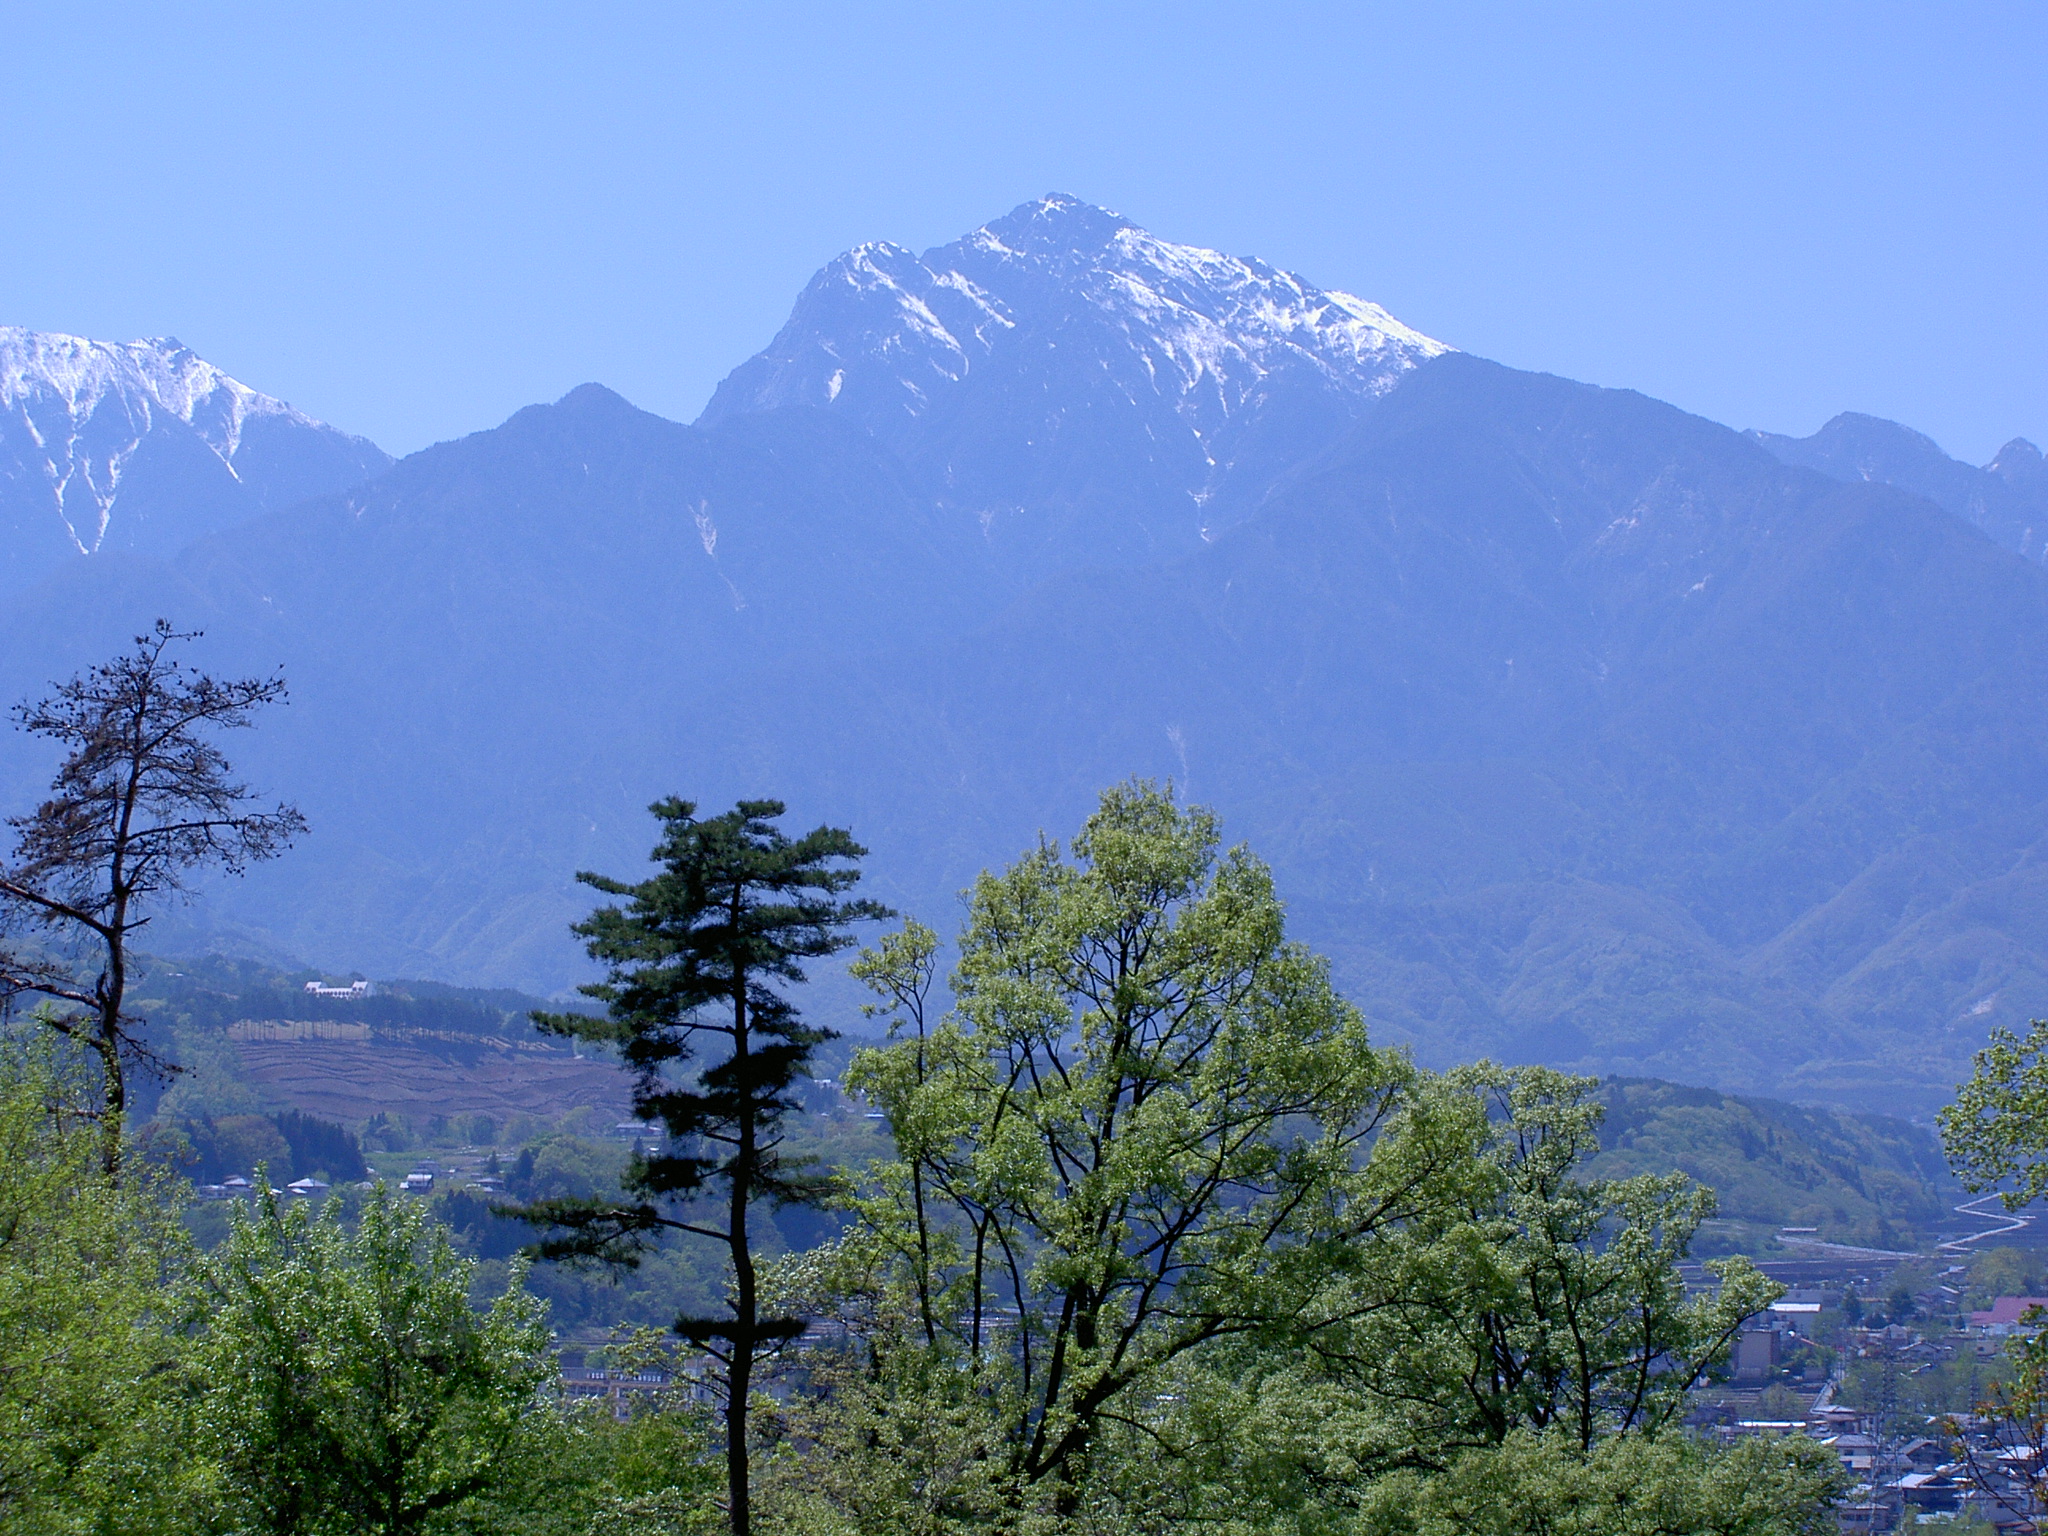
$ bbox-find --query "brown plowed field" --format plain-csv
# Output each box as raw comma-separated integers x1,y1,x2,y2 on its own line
235,1040,633,1125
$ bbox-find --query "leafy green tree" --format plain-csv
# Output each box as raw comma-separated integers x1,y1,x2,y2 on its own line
752,1239,1032,1533
1968,1245,2045,1306
1348,1427,1844,1536
1294,1064,1780,1465
194,1184,554,1535
273,1108,369,1181
446,1346,724,1536
840,781,1467,1518
1018,1070,1784,1532
1941,1018,2048,1206
0,1036,202,1535
524,797,888,1536
749,785,1817,1533
0,623,304,1174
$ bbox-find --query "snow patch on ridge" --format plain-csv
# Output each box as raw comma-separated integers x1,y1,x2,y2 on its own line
0,328,327,553
705,193,1449,436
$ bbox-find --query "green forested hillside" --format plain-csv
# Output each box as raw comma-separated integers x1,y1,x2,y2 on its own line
1589,1077,1958,1250
128,954,1963,1255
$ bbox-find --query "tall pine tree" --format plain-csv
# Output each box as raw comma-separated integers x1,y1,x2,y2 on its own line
523,797,887,1536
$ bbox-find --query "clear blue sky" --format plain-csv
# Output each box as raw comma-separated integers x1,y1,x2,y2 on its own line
4,2,2041,462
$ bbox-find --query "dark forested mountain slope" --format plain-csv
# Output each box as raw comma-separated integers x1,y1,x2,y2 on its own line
0,382,992,987
0,329,390,589
735,354,2048,1105
3,203,2046,1115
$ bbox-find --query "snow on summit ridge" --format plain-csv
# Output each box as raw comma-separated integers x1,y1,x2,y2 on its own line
2,329,320,549
0,328,389,583
699,195,1451,572
961,193,1446,401
702,194,1448,438
1,328,322,451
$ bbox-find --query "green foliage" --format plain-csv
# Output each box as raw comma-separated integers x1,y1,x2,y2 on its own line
162,1106,369,1184
1952,1309,2048,1521
0,783,1886,1535
1941,1017,2048,1207
507,1133,628,1203
186,1111,291,1179
773,784,1808,1531
1967,1244,2047,1306
1349,1428,1845,1536
438,1402,725,1536
273,1108,370,1180
765,1059,1805,1533
364,1110,415,1151
193,1184,555,1535
149,1015,281,1123
843,781,1437,1509
1289,1064,1779,1465
0,1039,204,1535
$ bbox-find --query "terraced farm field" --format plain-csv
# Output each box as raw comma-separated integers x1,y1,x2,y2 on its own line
234,1038,633,1125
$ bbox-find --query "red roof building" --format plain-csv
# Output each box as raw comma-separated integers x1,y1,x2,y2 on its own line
1969,1297,2048,1329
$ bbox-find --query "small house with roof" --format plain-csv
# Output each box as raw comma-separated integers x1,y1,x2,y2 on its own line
1970,1297,2048,1334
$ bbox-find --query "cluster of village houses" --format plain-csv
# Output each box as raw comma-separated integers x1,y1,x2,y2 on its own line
1708,1277,2048,1532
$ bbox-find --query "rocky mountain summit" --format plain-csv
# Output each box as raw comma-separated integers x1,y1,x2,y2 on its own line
703,194,1448,575
0,329,388,587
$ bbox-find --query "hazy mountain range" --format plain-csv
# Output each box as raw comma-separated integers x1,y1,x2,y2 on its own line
1,195,2043,1115
1753,410,2048,564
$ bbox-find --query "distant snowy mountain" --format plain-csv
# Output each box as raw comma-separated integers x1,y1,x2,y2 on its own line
0,329,389,587
702,195,1449,575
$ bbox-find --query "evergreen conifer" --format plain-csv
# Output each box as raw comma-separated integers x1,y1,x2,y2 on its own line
522,796,887,1536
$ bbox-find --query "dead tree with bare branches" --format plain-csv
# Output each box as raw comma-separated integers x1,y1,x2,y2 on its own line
0,622,305,1173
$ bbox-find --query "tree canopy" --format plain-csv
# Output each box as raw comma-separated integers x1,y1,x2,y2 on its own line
0,779,1849,1536
0,622,302,1171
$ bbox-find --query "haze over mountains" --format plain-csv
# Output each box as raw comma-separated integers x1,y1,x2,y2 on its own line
1753,410,2048,564
2,195,2044,1115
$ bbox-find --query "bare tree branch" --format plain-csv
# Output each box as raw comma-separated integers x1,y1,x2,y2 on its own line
0,621,305,1175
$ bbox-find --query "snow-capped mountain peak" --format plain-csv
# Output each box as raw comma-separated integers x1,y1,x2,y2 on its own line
0,328,389,583
699,196,1449,573
704,194,1448,434
1,328,324,494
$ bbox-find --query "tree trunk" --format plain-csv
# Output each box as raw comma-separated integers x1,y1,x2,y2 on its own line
95,921,127,1178
93,1015,124,1178
726,1273,753,1536
727,965,755,1536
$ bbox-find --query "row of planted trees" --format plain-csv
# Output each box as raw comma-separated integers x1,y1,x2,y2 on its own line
0,628,1851,1532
